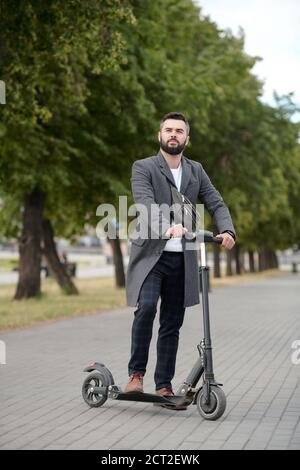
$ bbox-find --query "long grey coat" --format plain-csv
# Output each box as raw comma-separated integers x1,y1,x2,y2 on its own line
126,152,236,308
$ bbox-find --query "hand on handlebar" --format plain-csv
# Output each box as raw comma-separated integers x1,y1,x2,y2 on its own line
165,224,188,238
216,232,235,250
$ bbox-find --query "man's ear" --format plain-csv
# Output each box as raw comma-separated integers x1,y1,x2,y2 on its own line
186,135,190,146
158,131,161,143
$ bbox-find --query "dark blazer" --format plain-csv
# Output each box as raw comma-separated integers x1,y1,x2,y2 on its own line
126,152,236,307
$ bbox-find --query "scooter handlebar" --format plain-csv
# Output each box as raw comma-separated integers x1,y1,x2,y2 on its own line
185,229,222,244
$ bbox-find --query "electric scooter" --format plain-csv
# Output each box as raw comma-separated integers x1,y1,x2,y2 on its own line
81,230,226,420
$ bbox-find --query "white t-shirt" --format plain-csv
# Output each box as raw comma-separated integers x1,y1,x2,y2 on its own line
163,164,183,252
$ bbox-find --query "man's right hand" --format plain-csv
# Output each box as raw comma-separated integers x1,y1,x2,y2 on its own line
165,224,188,238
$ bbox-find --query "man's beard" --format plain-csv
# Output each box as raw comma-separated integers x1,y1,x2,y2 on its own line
160,137,187,155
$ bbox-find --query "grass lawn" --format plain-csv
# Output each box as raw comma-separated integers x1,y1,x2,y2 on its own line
0,269,287,331
0,277,126,331
0,259,18,272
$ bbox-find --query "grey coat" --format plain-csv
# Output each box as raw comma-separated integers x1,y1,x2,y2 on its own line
126,152,236,308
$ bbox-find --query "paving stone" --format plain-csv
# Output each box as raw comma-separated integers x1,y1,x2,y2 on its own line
0,273,299,450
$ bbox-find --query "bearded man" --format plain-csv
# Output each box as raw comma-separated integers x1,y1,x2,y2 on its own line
125,112,236,408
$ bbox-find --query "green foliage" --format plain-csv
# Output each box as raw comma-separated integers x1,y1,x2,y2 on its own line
0,0,133,194
0,0,299,254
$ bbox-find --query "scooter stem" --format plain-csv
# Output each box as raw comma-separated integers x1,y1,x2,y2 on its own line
200,241,207,267
200,242,214,379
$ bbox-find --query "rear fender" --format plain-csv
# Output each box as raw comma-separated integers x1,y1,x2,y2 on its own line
83,362,114,385
83,361,105,373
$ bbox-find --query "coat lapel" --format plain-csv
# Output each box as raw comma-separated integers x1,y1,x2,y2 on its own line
179,156,191,194
157,152,176,188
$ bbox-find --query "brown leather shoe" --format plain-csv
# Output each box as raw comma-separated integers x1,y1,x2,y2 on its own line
156,387,175,397
124,372,144,393
155,387,187,410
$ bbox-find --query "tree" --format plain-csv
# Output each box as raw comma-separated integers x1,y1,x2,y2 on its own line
0,0,133,298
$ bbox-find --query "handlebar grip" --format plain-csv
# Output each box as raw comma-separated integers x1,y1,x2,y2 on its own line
185,230,223,244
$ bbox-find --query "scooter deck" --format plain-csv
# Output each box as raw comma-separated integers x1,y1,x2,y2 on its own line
111,391,185,405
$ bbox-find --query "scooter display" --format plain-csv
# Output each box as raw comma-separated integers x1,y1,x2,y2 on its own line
82,229,226,420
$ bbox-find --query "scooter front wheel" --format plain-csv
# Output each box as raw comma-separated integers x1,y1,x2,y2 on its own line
82,371,109,408
196,385,226,420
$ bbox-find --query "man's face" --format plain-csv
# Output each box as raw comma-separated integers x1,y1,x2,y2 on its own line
158,119,189,155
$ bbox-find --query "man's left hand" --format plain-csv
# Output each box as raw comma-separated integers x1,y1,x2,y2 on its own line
216,232,235,250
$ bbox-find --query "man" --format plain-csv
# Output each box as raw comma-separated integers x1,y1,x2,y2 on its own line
125,112,235,408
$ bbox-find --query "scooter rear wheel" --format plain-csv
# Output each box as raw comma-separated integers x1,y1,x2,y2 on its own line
196,385,226,420
82,371,108,408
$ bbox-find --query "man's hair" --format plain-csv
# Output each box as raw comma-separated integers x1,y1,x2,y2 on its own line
160,112,190,134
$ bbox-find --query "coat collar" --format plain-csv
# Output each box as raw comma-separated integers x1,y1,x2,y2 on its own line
156,151,191,194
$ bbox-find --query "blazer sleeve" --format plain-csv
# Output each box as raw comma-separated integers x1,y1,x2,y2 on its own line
131,160,170,239
198,164,236,237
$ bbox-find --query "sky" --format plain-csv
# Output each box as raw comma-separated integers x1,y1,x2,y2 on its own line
196,0,300,109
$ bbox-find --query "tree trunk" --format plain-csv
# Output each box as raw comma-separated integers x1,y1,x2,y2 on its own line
234,243,241,275
226,249,233,276
269,251,273,269
108,237,125,287
239,246,245,274
259,249,268,271
269,250,278,269
42,218,79,295
248,250,256,272
258,250,264,271
259,249,278,270
14,188,46,300
273,250,279,269
213,242,221,278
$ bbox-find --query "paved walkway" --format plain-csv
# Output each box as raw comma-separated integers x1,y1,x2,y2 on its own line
0,273,299,450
